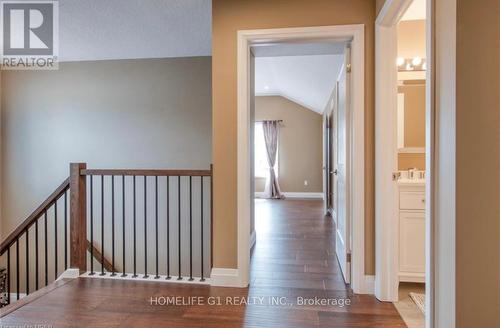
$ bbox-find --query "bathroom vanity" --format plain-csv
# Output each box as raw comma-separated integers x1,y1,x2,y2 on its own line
397,177,425,283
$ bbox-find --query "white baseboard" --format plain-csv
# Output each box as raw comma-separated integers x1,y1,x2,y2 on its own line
80,272,211,285
7,292,26,300
363,275,375,294
255,192,324,199
250,230,256,249
57,268,81,280
210,268,245,287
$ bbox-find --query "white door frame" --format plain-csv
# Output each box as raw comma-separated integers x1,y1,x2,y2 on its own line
236,25,369,293
375,0,436,327
374,0,413,302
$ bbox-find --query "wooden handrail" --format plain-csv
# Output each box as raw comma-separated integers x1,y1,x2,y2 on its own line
0,178,70,255
80,169,212,177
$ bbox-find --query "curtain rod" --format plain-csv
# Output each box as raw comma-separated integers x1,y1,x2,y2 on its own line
254,120,283,123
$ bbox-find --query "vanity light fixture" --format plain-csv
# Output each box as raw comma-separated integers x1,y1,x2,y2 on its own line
397,57,427,72
412,56,422,66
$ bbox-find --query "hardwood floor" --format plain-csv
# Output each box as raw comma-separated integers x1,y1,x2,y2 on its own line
1,199,406,327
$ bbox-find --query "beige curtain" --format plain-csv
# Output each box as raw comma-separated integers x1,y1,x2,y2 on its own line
262,121,284,199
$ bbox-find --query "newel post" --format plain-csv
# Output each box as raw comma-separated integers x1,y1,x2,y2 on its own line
70,163,87,273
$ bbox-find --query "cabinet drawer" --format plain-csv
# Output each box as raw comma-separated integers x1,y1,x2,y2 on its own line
400,191,425,210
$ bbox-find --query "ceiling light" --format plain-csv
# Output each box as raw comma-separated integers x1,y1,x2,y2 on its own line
396,57,405,66
412,56,422,66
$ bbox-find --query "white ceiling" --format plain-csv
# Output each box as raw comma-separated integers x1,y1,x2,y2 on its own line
255,54,344,114
59,0,211,61
401,0,426,21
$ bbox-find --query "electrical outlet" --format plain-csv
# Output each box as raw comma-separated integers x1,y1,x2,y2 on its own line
304,180,308,186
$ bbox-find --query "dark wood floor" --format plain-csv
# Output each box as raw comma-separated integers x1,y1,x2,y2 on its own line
1,199,405,327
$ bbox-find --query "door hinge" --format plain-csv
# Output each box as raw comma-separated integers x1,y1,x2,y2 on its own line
346,253,351,263
346,64,352,73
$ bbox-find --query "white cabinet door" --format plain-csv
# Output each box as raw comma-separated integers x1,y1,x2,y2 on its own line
399,211,425,274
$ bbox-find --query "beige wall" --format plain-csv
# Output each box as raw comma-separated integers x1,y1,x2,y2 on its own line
397,20,426,59
1,57,212,238
212,0,376,273
455,0,500,325
254,96,323,193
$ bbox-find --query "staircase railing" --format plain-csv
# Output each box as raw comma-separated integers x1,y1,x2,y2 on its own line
0,162,213,308
0,178,70,306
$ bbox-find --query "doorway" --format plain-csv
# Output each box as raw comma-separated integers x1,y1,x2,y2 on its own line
235,25,368,294
375,0,431,327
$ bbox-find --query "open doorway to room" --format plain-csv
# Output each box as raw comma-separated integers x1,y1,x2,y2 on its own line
375,0,429,327
250,42,349,290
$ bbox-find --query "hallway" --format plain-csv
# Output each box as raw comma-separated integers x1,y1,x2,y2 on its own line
1,200,406,327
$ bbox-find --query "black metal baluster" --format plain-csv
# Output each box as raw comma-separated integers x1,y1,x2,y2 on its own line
143,176,148,279
121,175,127,277
64,191,68,270
154,176,159,279
16,238,19,300
200,177,205,281
89,176,94,275
26,230,29,295
100,175,105,276
166,176,171,280
54,201,58,278
111,176,116,276
44,211,48,285
133,175,137,278
35,219,39,290
7,247,10,304
178,176,182,280
189,176,193,281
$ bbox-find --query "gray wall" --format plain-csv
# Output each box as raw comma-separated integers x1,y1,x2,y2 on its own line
1,57,212,289
1,57,212,238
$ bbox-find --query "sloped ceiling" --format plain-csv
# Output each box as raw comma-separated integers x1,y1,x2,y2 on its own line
59,0,211,61
254,54,344,114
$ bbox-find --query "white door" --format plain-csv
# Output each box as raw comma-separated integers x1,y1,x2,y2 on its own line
335,47,351,284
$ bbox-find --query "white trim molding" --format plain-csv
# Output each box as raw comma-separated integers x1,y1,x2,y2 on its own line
210,268,241,287
375,0,413,303
57,268,81,280
250,230,256,249
238,25,366,294
255,192,324,199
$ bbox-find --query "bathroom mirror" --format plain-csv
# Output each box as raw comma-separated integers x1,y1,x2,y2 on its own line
397,80,426,154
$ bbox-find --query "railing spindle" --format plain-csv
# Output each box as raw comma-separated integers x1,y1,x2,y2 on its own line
16,238,19,300
64,191,68,270
35,219,39,290
111,176,116,276
133,176,137,278
143,176,148,278
54,201,58,278
189,176,193,281
178,176,182,280
100,175,105,276
89,176,94,275
25,230,29,295
7,247,10,304
44,211,48,285
155,176,159,279
121,175,126,277
166,176,171,280
201,177,205,281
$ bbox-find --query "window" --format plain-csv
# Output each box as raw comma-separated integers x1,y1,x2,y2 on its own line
254,122,278,178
